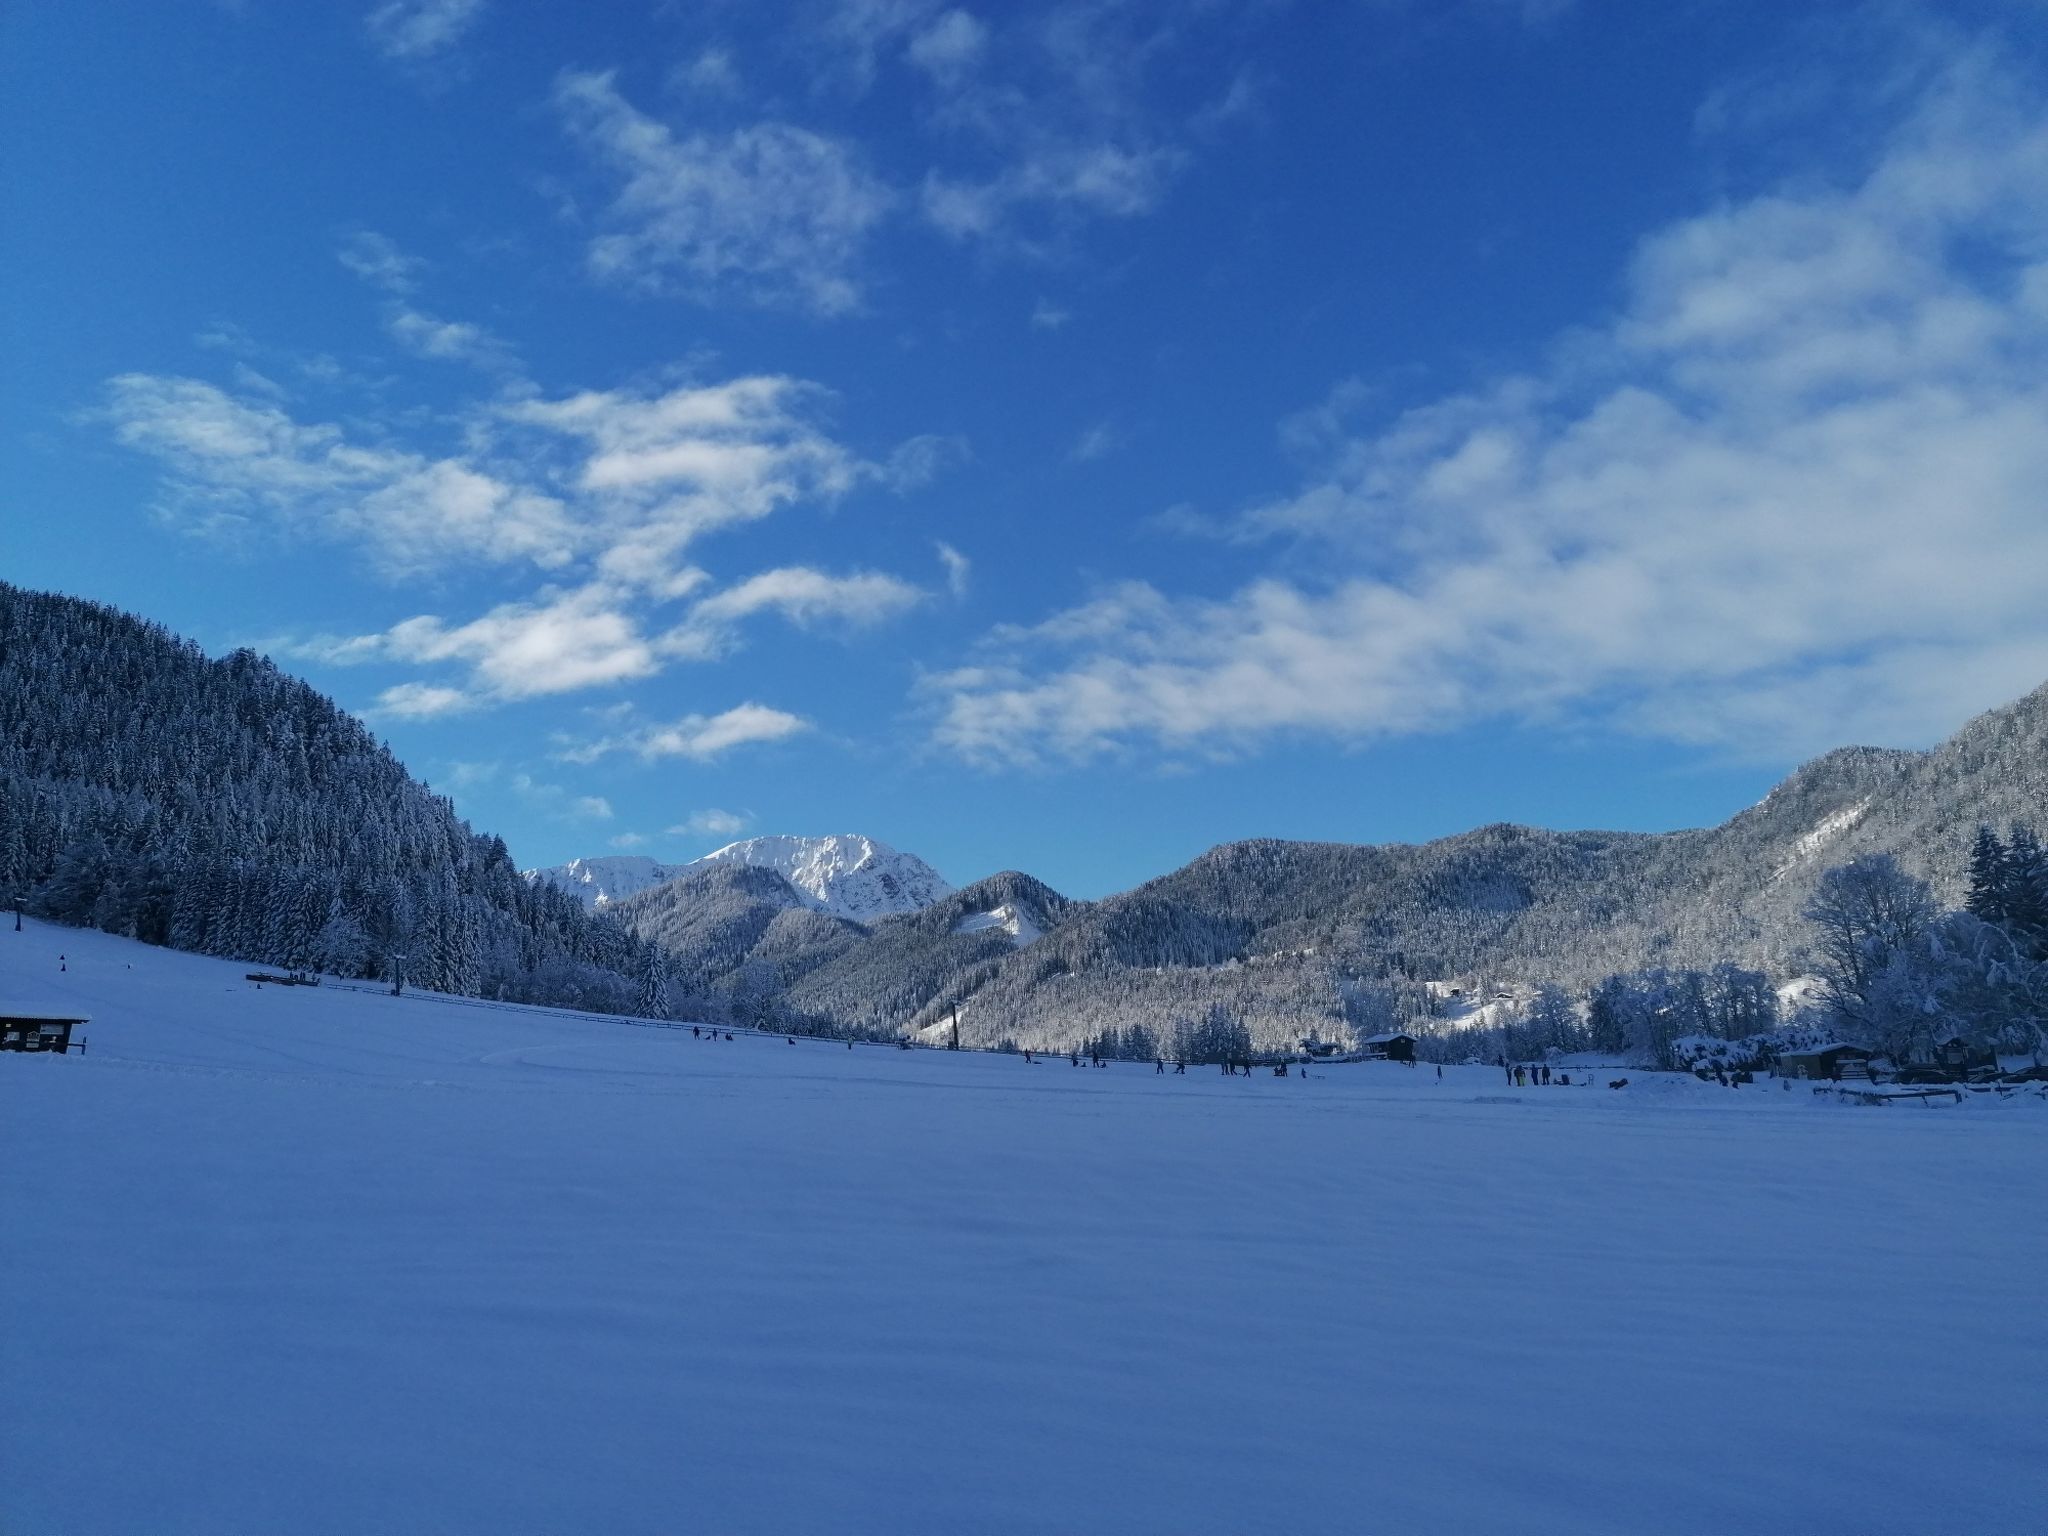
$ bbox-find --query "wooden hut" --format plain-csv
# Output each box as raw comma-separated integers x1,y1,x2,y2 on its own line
1359,1031,1418,1064
1776,1043,1875,1081
0,1011,88,1055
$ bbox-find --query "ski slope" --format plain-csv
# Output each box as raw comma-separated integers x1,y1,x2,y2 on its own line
3,919,2043,1536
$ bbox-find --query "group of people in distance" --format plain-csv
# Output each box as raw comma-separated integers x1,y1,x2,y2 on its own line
1501,1058,1569,1087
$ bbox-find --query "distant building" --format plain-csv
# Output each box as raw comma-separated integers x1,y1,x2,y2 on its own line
0,1011,87,1054
1359,1031,1417,1063
1930,1036,1996,1075
1776,1043,1875,1081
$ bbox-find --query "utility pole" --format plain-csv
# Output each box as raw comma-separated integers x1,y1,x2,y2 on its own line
949,1003,961,1050
391,952,406,997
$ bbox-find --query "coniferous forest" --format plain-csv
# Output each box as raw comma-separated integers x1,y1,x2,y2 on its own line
0,583,669,1013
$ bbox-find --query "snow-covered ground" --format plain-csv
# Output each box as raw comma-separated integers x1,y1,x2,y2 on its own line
950,901,1044,946
3,919,2043,1536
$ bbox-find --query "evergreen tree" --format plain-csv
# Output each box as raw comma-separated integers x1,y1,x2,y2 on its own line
1965,826,2010,924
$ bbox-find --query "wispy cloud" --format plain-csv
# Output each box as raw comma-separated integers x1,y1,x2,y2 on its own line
384,304,517,373
668,808,751,838
670,566,924,655
563,703,810,763
1069,421,1116,463
365,0,486,61
935,541,970,597
106,354,945,729
370,681,477,720
337,229,425,293
673,47,744,102
553,69,893,316
904,4,1197,248
102,373,578,574
1029,298,1071,330
906,9,988,90
931,33,2048,766
377,586,662,701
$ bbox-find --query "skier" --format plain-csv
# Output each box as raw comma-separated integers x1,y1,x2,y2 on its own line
1155,1059,1165,1074
1501,1057,1513,1084
1436,1063,1443,1082
692,1026,701,1038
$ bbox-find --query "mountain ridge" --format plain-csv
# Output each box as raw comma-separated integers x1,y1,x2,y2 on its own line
610,682,2048,1051
527,833,954,923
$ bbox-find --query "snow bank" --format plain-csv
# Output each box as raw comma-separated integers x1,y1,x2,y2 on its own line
2,920,2042,1535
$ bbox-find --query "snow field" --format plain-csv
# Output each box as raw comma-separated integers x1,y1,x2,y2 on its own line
2,920,2044,1535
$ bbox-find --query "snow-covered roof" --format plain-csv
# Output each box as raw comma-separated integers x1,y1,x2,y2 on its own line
1779,1042,1871,1057
1361,1032,1415,1045
0,1008,89,1023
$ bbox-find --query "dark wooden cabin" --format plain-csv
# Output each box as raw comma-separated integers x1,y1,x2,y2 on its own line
1776,1043,1875,1081
1360,1031,1418,1063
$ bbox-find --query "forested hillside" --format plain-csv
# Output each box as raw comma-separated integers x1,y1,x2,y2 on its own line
0,583,666,1012
613,684,2048,1053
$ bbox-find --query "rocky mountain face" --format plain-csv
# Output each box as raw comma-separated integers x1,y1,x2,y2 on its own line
684,834,954,921
528,834,953,922
612,682,2048,1052
522,856,687,910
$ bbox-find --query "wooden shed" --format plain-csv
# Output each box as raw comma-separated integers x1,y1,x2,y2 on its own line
0,1011,88,1055
1776,1043,1874,1081
1360,1031,1418,1063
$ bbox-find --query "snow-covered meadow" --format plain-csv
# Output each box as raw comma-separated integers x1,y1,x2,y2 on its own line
3,919,2043,1535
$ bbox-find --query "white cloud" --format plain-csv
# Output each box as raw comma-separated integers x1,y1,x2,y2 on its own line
384,304,516,372
497,772,623,825
1029,298,1071,330
932,38,2048,766
109,361,951,718
365,0,485,61
336,229,424,293
609,831,649,850
906,10,987,88
935,541,970,597
371,681,477,719
101,374,579,575
675,47,743,102
668,808,751,839
1069,422,1116,462
568,703,810,763
683,566,924,633
805,0,945,95
378,586,660,700
502,376,870,591
922,143,1179,241
553,69,892,315
907,4,1202,247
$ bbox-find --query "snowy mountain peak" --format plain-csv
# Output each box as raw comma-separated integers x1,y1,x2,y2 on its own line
686,834,954,923
528,836,953,922
524,855,686,909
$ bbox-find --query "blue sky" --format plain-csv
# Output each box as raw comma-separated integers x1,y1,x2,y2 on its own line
7,0,2048,898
